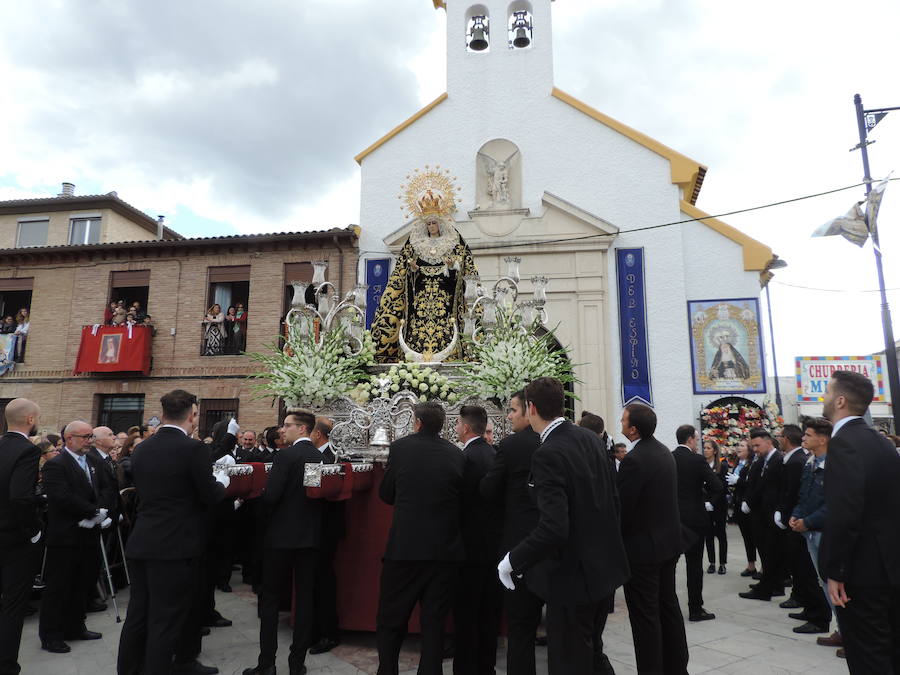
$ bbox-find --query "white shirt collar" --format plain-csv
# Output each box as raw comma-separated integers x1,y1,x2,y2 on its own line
783,446,802,462
65,447,84,462
462,436,481,450
832,415,863,437
95,447,109,460
625,437,639,452
160,424,188,435
294,437,311,445
317,441,330,453
539,417,566,444
764,447,778,463
9,430,29,439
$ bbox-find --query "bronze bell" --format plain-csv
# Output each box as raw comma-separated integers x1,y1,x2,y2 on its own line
513,27,530,48
469,27,489,51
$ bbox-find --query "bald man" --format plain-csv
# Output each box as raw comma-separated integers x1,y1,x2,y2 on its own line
0,399,42,674
89,426,120,517
39,420,110,654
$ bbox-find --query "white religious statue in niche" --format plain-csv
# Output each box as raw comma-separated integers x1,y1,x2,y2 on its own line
476,140,521,210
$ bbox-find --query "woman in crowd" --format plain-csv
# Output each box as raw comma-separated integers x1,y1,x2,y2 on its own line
703,439,729,574
223,306,238,354
731,438,758,578
117,432,142,489
0,315,15,333
37,440,59,471
13,307,29,362
233,301,248,353
202,303,226,356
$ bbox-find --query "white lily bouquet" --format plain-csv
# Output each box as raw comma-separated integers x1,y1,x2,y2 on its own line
348,363,457,405
456,307,576,404
249,325,376,408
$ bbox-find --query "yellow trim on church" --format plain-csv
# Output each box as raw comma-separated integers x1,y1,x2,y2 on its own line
680,201,772,271
551,87,706,205
354,93,449,164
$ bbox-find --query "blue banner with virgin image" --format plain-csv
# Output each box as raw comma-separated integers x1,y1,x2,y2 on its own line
616,248,652,405
365,258,390,329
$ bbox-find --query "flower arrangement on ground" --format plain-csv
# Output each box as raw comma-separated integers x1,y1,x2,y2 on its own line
456,307,576,404
249,326,376,408
348,363,456,405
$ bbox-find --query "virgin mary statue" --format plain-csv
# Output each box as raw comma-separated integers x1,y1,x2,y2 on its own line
370,169,479,363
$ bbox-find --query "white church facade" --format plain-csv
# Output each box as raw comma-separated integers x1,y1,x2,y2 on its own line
354,0,776,441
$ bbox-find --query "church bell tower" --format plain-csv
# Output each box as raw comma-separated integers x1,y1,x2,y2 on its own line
440,1,555,105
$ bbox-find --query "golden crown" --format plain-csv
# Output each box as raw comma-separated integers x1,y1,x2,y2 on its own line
398,166,461,220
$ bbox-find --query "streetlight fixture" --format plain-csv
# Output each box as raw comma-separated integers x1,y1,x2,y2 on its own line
762,256,788,415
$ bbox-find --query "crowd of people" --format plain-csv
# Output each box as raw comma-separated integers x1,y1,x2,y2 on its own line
104,301,153,329
0,369,898,674
202,301,248,356
0,307,30,361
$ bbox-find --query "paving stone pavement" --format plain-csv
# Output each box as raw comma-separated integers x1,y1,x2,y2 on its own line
18,525,850,674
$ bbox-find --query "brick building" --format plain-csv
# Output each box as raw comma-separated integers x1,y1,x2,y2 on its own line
0,212,359,436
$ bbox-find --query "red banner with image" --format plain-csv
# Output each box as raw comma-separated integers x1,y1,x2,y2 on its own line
74,325,152,375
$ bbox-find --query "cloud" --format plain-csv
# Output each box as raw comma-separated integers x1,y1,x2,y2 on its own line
0,0,441,228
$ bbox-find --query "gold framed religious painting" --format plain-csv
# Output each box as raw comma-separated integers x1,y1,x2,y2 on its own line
687,298,766,395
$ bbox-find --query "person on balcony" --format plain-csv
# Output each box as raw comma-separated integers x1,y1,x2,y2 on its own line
202,304,225,356
13,309,29,363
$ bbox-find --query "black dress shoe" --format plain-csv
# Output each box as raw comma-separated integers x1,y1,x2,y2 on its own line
41,640,71,653
205,617,232,628
242,667,276,675
706,564,715,574
780,597,802,609
308,637,340,654
718,565,726,575
740,568,757,577
772,588,786,597
688,609,716,622
752,571,762,580
793,622,829,634
66,630,102,640
289,667,307,675
86,601,107,613
200,627,211,636
173,660,220,674
789,611,811,621
739,590,771,601
217,583,232,593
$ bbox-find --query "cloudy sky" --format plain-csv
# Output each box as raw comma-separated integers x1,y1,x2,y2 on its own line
2,0,900,380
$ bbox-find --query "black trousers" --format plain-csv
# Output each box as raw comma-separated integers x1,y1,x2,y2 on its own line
837,584,900,674
257,547,316,671
682,530,706,612
452,561,503,675
544,595,615,675
752,513,785,596
735,510,756,564
705,508,727,565
376,560,457,675
0,542,36,675
504,582,544,675
785,532,830,626
117,557,199,675
38,540,100,642
623,557,689,675
173,553,210,664
311,537,340,644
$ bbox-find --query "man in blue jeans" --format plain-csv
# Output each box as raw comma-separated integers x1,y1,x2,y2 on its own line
789,418,839,644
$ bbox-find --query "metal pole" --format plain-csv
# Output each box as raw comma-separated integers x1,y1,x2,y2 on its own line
765,282,782,415
98,533,121,622
854,93,900,432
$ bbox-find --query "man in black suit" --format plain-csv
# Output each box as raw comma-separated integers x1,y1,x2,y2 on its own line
376,402,465,675
617,402,688,674
453,405,502,675
39,419,114,654
504,377,629,675
308,416,344,656
0,398,42,674
672,424,722,622
117,390,227,675
243,410,324,675
235,431,260,463
775,424,831,632
821,370,900,672
87,425,121,613
739,428,785,601
480,390,542,675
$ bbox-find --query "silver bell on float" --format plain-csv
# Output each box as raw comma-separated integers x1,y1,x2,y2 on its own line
370,425,391,448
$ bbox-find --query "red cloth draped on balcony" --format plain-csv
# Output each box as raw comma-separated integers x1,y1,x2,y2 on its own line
74,324,152,375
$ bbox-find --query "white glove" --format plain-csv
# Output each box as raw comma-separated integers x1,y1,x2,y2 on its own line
214,471,230,488
227,417,240,435
98,508,109,519
741,501,751,515
100,517,113,529
774,511,787,530
77,518,97,529
498,552,515,591
704,501,714,512
726,472,739,486
119,514,125,523
233,498,243,511
30,530,42,544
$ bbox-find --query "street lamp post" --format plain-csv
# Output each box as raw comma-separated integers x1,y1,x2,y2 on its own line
853,94,900,432
762,257,787,415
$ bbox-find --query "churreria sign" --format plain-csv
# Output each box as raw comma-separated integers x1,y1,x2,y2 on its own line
795,355,886,402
